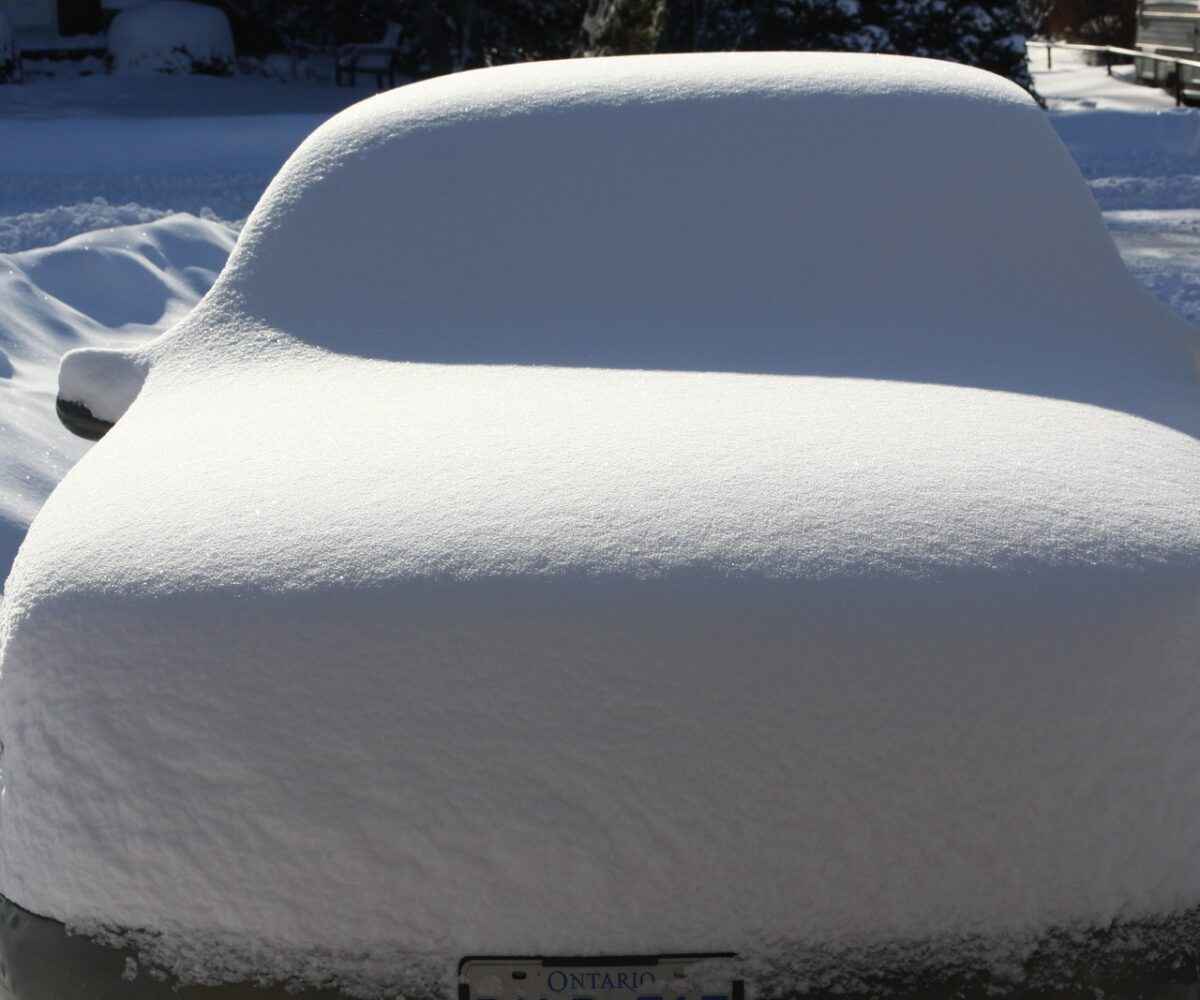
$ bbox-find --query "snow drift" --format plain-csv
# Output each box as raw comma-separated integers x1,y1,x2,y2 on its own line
0,214,237,588
3,53,1200,996
108,1,234,76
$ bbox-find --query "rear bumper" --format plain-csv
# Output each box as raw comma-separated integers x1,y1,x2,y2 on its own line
1,891,1199,1000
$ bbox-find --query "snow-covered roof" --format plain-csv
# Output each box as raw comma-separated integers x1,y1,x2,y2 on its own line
3,53,1200,995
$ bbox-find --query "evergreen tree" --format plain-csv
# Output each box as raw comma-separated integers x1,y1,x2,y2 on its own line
582,0,662,54
882,0,1033,92
479,0,587,63
242,0,584,75
583,0,1035,94
378,0,584,76
656,0,881,52
246,0,388,48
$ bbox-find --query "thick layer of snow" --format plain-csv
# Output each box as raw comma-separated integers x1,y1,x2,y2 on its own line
0,73,361,121
6,62,1200,580
3,53,1200,994
187,60,1188,373
0,215,237,578
8,208,1199,594
108,1,235,75
0,75,383,582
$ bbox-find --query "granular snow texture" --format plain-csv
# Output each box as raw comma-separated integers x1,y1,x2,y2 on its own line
2,53,1200,996
0,214,237,577
0,199,219,254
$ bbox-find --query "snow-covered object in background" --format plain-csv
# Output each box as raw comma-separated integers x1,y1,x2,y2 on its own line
4,53,1200,995
107,1,234,76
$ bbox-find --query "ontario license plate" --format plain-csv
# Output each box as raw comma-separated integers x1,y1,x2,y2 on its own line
459,955,742,1000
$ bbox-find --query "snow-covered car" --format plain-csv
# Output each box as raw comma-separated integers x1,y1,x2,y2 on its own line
107,1,236,77
3,52,1200,1000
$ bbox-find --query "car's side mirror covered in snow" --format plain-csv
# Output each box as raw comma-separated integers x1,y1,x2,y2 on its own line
56,347,146,439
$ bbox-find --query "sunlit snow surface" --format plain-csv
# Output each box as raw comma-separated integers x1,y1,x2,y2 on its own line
1,52,1200,997
1029,47,1178,113
0,215,238,577
0,71,365,251
3,60,1200,585
0,72,366,574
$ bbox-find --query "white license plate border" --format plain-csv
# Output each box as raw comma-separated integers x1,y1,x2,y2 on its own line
458,953,743,1000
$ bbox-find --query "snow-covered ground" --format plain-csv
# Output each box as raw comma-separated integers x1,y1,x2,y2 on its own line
2,53,1200,995
0,73,365,251
1029,44,1179,113
1029,50,1200,350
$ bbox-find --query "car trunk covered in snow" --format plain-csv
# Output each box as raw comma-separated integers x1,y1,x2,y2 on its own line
3,52,1200,998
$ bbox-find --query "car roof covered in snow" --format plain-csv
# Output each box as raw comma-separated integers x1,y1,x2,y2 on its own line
4,53,1200,995
102,51,1195,377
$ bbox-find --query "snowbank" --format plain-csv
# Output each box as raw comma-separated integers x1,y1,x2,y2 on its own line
0,214,237,581
3,53,1200,995
0,199,184,253
108,1,234,75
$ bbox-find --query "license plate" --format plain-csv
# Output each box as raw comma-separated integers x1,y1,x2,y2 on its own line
458,955,742,1000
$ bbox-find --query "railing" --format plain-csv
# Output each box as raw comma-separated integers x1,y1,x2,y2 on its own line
1028,39,1200,106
